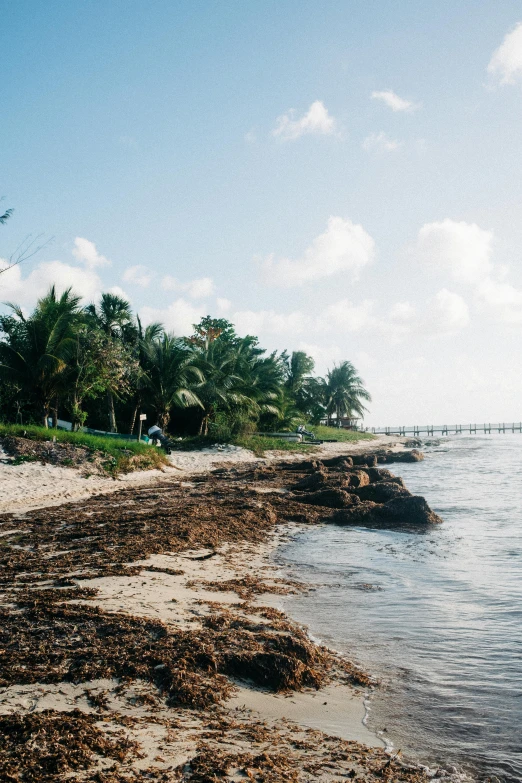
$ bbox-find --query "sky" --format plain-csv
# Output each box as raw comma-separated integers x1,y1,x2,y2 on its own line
1,0,522,425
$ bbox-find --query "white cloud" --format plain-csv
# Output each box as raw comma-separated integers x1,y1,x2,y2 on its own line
315,299,376,333
371,90,418,112
422,288,470,334
475,278,522,323
161,276,214,298
123,265,153,287
72,237,110,269
362,131,401,152
244,128,257,144
389,301,416,322
298,342,342,372
216,297,231,313
139,298,206,335
263,216,375,287
232,309,307,337
415,218,522,326
487,22,522,85
0,258,103,307
416,219,494,284
272,100,337,141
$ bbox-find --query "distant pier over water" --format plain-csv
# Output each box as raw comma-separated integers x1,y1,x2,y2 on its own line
367,422,522,436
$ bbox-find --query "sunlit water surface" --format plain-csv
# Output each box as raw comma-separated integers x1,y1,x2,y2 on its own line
276,435,522,782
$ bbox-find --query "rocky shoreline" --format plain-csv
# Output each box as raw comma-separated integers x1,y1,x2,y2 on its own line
0,447,468,782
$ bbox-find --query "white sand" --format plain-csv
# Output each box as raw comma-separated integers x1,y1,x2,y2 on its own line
0,435,403,515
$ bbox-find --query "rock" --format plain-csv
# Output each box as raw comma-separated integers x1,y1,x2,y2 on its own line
351,454,378,467
331,501,380,525
343,470,370,489
320,455,354,468
291,470,328,492
294,489,360,509
355,481,412,503
377,495,442,525
281,459,324,472
378,449,424,464
331,495,442,528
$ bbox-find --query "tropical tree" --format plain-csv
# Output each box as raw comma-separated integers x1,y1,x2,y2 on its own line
127,317,164,435
141,333,203,429
0,286,82,426
324,361,371,427
85,293,137,431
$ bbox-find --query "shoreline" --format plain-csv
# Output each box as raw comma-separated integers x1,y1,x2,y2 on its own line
0,442,470,781
0,434,410,515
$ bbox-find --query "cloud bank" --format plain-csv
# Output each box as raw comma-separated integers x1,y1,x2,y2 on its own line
263,217,374,286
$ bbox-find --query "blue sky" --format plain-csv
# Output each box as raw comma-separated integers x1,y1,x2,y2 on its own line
1,1,522,424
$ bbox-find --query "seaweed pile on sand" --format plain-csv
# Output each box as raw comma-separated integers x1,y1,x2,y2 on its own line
0,450,448,781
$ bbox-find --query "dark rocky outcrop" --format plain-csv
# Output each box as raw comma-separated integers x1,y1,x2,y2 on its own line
355,481,411,503
291,470,328,492
293,488,360,509
351,454,378,468
320,455,354,469
342,470,370,489
376,449,424,464
281,459,324,473
331,494,442,528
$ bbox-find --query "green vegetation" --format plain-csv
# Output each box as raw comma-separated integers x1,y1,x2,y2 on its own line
313,425,376,443
0,423,169,475
0,286,373,457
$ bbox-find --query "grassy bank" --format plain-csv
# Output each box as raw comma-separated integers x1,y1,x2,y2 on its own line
0,424,169,475
312,425,376,443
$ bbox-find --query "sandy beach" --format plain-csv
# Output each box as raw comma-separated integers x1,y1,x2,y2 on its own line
0,435,402,515
0,439,466,782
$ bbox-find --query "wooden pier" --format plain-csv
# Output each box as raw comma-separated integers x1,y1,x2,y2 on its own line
367,423,522,436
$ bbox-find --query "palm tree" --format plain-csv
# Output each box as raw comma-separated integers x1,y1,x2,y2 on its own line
128,317,165,435
325,361,371,427
284,350,315,396
0,286,82,426
85,293,136,431
141,333,203,430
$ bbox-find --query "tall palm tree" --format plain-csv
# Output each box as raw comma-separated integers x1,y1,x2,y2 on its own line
193,336,284,436
85,293,136,431
0,286,82,426
325,361,371,427
128,317,165,435
141,333,203,429
284,350,315,396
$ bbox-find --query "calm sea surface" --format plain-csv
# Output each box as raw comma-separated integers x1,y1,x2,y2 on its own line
276,435,522,782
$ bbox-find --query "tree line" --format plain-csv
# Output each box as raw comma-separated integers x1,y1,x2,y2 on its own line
0,286,371,437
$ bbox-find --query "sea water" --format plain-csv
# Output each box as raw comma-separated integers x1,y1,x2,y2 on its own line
276,435,522,782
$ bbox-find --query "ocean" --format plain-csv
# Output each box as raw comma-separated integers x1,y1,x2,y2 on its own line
276,435,522,782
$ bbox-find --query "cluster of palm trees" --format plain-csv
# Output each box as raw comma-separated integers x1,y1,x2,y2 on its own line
0,286,371,435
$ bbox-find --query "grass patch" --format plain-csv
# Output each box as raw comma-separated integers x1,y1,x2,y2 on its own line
312,425,376,443
0,424,169,476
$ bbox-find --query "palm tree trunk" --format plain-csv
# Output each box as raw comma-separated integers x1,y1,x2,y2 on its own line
42,402,49,428
108,391,117,432
198,414,209,436
129,400,139,435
